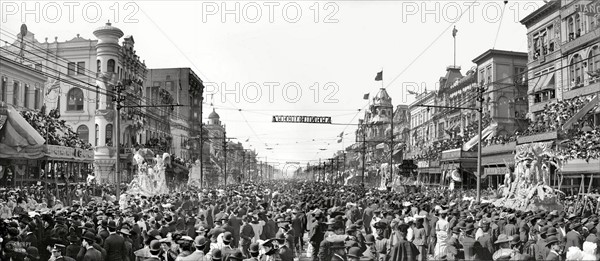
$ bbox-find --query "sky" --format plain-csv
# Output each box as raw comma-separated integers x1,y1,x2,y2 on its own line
1,0,545,175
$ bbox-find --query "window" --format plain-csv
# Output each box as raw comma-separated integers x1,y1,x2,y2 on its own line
68,62,76,75
153,81,161,87
97,60,101,73
13,81,19,105
95,124,99,146
486,66,492,84
77,62,85,75
23,84,29,108
166,81,173,90
1,76,6,102
570,54,583,86
107,59,115,73
166,75,171,80
67,88,84,111
34,87,40,110
514,67,526,85
589,46,599,75
106,124,113,145
77,125,89,144
107,84,114,108
96,86,100,110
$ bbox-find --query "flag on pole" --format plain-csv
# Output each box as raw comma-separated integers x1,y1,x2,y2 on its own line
375,71,383,81
462,122,498,151
452,26,458,38
45,79,60,95
363,93,369,100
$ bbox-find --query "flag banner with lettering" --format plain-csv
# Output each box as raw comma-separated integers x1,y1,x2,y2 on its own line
272,115,332,124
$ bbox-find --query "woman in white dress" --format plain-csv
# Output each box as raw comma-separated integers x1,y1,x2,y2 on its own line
434,210,449,259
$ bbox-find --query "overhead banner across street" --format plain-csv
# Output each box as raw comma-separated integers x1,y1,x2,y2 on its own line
272,115,332,124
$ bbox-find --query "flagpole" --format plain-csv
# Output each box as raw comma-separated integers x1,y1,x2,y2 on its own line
453,27,456,68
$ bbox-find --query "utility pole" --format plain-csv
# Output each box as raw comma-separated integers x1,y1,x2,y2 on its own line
389,107,394,189
199,124,204,188
223,131,227,186
361,123,367,185
114,83,125,202
476,84,485,203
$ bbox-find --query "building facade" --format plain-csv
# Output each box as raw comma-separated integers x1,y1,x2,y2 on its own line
0,56,46,111
146,68,204,161
2,23,150,183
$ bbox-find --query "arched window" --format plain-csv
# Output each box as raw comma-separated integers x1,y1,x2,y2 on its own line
107,59,115,73
589,46,599,73
568,17,575,40
497,96,510,119
106,124,113,146
95,124,99,146
96,60,101,72
95,85,100,110
77,125,89,144
67,88,84,111
570,54,582,85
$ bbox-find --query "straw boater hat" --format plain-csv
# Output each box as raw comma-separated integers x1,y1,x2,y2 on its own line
494,234,513,244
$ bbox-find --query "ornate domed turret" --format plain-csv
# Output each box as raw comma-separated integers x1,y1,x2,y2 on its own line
208,108,221,125
93,21,124,39
208,108,220,119
372,88,392,107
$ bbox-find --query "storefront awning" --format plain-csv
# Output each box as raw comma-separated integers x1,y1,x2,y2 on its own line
561,159,600,174
536,72,555,93
562,96,599,131
0,102,46,159
528,72,554,94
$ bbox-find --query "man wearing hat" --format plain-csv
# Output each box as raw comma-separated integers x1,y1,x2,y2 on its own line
51,244,76,261
104,220,127,261
309,209,327,261
275,231,294,261
565,222,583,249
492,234,515,261
460,224,483,261
66,233,82,260
240,215,255,258
329,239,347,261
243,242,260,261
544,236,561,261
142,240,162,261
178,236,206,261
389,224,419,261
81,232,103,261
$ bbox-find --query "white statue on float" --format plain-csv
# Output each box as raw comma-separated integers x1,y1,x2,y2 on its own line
126,149,170,196
495,141,563,211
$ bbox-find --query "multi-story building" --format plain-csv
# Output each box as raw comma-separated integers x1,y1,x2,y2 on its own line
2,23,149,183
0,55,46,111
146,68,204,161
355,88,394,186
519,0,600,193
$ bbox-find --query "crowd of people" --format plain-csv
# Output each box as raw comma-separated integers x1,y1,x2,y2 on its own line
1,180,600,261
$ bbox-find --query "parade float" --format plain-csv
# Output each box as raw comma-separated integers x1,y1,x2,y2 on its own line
493,141,564,212
124,148,170,197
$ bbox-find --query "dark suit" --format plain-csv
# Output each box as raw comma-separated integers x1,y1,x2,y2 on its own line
104,232,127,261
278,245,294,261
83,247,104,261
66,243,82,259
461,236,481,261
545,250,561,261
565,230,583,249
